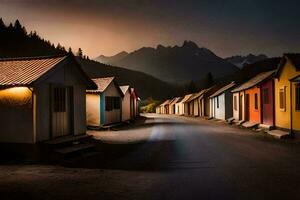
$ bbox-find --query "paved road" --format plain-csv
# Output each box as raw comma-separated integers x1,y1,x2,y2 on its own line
1,114,300,200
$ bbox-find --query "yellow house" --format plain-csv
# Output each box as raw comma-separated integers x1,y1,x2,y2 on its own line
274,54,300,134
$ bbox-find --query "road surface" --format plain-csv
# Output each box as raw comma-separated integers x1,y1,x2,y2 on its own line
1,114,300,200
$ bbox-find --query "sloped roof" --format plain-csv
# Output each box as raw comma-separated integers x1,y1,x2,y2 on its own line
175,96,184,104
0,55,67,87
160,99,172,106
120,85,130,95
276,53,300,77
231,70,275,92
89,77,115,93
210,82,236,98
180,94,193,103
169,97,181,105
187,89,209,102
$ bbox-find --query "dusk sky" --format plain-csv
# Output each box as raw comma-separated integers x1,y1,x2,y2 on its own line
1,0,300,58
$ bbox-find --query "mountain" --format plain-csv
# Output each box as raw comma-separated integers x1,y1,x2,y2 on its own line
95,51,128,64
78,58,181,99
96,41,240,83
225,54,268,68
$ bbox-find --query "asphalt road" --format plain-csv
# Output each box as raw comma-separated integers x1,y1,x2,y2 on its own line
1,114,300,200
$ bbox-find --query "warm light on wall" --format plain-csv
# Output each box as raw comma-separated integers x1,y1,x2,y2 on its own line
0,87,32,107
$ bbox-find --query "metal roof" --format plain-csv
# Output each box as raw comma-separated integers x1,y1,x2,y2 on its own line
231,70,276,93
210,82,236,98
0,55,67,87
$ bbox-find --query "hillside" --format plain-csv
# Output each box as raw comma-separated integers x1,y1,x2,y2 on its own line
96,41,239,83
77,58,180,99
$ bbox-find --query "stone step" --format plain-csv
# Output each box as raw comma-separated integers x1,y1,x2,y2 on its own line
242,121,259,129
226,117,235,124
267,130,290,139
54,143,95,155
259,124,273,131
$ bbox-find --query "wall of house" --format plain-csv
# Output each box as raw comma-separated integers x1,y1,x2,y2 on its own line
193,99,199,116
275,59,300,131
189,102,194,116
213,94,225,120
210,98,214,118
122,91,131,121
204,97,211,117
239,91,245,121
261,79,274,126
34,61,88,142
86,93,100,126
232,92,239,120
0,87,34,143
225,92,233,119
103,82,122,125
292,82,300,131
245,87,261,123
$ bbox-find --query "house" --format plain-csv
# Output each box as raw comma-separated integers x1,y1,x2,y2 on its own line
159,99,172,114
184,93,197,116
185,90,206,117
86,77,124,127
175,95,192,115
0,54,96,144
120,85,138,121
231,70,276,126
156,106,161,114
274,54,300,134
130,88,139,118
209,82,236,120
199,86,222,118
169,97,181,114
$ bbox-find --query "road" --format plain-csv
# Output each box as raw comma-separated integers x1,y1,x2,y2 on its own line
1,114,300,200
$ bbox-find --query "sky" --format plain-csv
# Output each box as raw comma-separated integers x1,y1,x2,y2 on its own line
0,0,300,58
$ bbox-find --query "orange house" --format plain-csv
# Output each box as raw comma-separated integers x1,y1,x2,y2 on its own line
231,70,276,124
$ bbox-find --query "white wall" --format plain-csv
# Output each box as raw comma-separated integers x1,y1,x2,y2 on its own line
213,94,226,120
103,82,121,125
193,99,199,116
121,91,131,121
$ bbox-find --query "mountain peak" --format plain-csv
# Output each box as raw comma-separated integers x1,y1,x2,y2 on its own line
182,40,199,49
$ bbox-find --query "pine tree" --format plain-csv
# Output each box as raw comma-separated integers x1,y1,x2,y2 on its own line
77,48,83,57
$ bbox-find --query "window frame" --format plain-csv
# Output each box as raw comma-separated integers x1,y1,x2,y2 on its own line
279,87,286,111
296,83,300,111
254,93,258,110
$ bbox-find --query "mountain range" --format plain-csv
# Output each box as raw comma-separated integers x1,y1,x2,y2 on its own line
225,54,268,68
95,41,240,83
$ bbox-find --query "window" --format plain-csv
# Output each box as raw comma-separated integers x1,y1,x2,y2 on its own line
254,93,258,110
54,87,66,112
279,87,286,111
234,96,237,111
217,96,219,108
105,96,120,111
262,88,269,104
296,84,300,111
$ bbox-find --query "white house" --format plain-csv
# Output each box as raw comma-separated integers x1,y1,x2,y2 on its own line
86,77,124,127
0,54,96,144
209,82,236,120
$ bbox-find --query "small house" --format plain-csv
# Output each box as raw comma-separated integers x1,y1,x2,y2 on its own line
184,93,197,116
169,97,181,114
120,85,138,121
0,54,96,144
209,82,236,120
159,99,171,114
274,54,300,134
86,77,124,127
231,70,276,126
199,86,222,118
175,95,191,115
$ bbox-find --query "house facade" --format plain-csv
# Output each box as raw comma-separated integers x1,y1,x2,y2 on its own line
86,77,123,127
176,94,192,115
274,54,300,133
0,54,96,144
210,82,236,120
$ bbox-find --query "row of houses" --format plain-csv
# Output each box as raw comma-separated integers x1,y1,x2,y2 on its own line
0,54,139,144
157,53,300,136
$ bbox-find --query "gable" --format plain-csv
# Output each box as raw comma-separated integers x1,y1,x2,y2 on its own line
103,81,122,97
277,58,299,81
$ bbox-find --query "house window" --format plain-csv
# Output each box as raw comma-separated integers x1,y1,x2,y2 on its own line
279,87,286,111
234,96,237,111
105,96,120,111
217,97,219,108
262,88,269,104
54,87,66,112
296,84,300,111
254,93,258,110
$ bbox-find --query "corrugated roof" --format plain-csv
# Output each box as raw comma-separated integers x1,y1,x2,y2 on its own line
0,55,67,87
210,82,236,98
231,70,275,92
88,77,115,93
120,85,130,95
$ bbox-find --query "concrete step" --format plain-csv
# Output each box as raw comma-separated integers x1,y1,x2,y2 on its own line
236,120,245,125
267,130,290,139
54,143,95,155
45,135,92,146
259,124,274,131
242,121,259,129
226,117,235,124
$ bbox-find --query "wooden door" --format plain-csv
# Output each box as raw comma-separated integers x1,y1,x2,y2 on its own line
245,94,250,121
51,86,72,138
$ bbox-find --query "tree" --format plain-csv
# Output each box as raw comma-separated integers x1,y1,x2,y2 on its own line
185,80,197,94
77,48,83,58
68,47,73,54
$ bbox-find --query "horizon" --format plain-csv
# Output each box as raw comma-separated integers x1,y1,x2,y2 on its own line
1,0,300,58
